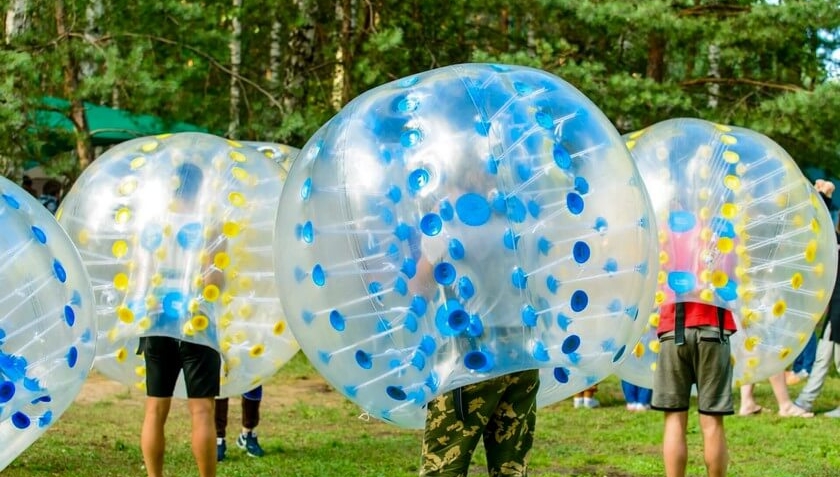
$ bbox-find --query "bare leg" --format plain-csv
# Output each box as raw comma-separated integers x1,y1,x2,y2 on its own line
663,411,688,477
738,384,760,415
768,372,813,417
141,397,172,477
698,414,728,477
189,397,217,477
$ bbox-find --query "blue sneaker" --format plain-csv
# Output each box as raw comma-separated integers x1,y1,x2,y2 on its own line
237,431,265,457
216,438,226,462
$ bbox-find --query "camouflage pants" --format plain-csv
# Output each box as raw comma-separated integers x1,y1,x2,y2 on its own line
420,369,539,477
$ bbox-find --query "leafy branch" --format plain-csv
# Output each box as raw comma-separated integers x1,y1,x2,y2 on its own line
84,32,284,110
680,77,805,93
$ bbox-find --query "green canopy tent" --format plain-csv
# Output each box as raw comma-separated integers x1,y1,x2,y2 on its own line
22,97,209,190
32,96,208,148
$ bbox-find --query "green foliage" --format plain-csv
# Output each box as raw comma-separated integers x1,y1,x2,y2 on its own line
749,82,840,169
0,0,837,176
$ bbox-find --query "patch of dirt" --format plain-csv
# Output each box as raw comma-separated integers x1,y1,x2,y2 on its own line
259,375,347,408
75,370,348,408
74,371,134,404
533,466,638,477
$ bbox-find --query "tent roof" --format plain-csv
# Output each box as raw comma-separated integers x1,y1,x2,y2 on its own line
33,96,207,147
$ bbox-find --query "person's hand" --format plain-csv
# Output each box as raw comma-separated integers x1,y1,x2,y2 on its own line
815,179,835,198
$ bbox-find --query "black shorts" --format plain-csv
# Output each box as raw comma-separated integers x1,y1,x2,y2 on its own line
140,336,220,398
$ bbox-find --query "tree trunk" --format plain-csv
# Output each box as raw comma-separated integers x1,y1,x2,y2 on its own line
228,0,243,139
525,13,536,56
269,19,281,93
80,0,103,79
5,0,28,44
646,31,666,83
707,43,720,109
683,0,700,80
55,0,94,173
331,0,352,111
282,0,316,117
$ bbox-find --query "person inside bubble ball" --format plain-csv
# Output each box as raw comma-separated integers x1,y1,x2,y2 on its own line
650,217,739,477
737,179,837,419
38,178,62,214
790,178,840,416
139,162,223,477
415,173,540,477
652,301,737,477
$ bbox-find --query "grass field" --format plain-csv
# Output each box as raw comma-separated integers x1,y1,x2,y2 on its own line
4,353,840,477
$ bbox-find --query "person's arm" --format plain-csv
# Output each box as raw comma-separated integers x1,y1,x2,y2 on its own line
202,227,226,289
815,179,837,212
408,231,447,298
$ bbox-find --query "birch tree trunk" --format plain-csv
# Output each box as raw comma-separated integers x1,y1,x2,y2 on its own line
269,19,282,93
707,43,720,109
55,0,94,173
227,0,243,139
4,0,29,179
331,0,353,111
81,0,103,79
525,13,536,56
5,0,28,44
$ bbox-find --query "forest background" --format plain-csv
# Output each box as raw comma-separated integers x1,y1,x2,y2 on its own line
0,0,838,182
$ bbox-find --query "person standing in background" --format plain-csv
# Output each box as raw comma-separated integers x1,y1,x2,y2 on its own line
621,380,652,412
573,385,600,409
216,386,265,461
38,179,62,214
22,175,36,196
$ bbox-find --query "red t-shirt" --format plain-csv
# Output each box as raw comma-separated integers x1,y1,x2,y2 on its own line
657,301,737,334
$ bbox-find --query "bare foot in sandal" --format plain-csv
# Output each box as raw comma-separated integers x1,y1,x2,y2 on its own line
739,405,763,416
779,403,814,417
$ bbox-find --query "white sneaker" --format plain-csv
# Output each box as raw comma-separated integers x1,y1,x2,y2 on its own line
824,407,840,418
583,397,599,408
573,397,583,408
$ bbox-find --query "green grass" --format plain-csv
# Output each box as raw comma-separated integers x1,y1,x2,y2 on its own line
5,353,840,476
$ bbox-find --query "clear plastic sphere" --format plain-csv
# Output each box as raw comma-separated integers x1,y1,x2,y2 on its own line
615,118,838,387
273,64,658,427
58,133,299,397
0,177,96,471
242,141,300,177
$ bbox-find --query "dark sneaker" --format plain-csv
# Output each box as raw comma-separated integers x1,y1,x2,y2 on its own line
237,432,265,457
216,439,227,462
